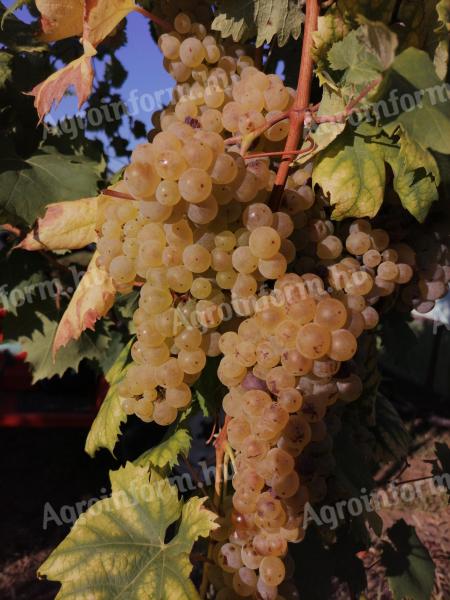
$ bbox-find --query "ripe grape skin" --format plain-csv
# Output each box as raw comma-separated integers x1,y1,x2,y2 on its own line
296,323,331,360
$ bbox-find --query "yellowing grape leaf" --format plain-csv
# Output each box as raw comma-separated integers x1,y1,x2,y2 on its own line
38,463,218,600
312,7,349,85
313,125,386,219
18,197,98,251
27,41,96,123
85,340,132,458
384,131,440,222
36,0,83,42
83,0,136,47
53,251,115,356
212,0,305,47
135,428,192,470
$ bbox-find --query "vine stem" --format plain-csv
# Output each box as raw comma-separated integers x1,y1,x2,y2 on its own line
269,0,320,211
213,415,231,509
134,6,173,32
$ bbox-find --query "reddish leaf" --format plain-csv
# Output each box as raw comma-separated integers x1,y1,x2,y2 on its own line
36,0,84,42
26,42,96,123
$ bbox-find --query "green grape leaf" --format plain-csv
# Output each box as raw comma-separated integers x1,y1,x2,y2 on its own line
328,29,379,85
19,312,110,383
38,463,218,600
212,0,304,47
384,130,440,221
135,428,192,470
313,124,386,220
381,519,436,600
297,88,346,163
328,23,397,88
0,145,103,226
378,48,450,154
85,340,133,458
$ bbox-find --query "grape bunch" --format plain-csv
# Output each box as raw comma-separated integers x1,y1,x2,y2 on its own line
398,226,450,314
210,275,364,598
95,10,310,427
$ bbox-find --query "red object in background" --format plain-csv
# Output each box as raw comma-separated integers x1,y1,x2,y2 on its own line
0,309,107,427
0,355,107,427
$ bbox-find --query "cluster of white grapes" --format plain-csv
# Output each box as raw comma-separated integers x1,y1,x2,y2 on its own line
209,274,364,598
95,11,312,427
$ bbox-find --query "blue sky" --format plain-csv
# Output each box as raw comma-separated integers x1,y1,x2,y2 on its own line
6,1,173,171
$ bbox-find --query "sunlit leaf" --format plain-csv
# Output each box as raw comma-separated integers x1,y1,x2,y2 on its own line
212,0,305,47
36,0,83,42
38,463,218,599
19,197,98,251
313,125,386,219
85,340,132,458
83,0,136,47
